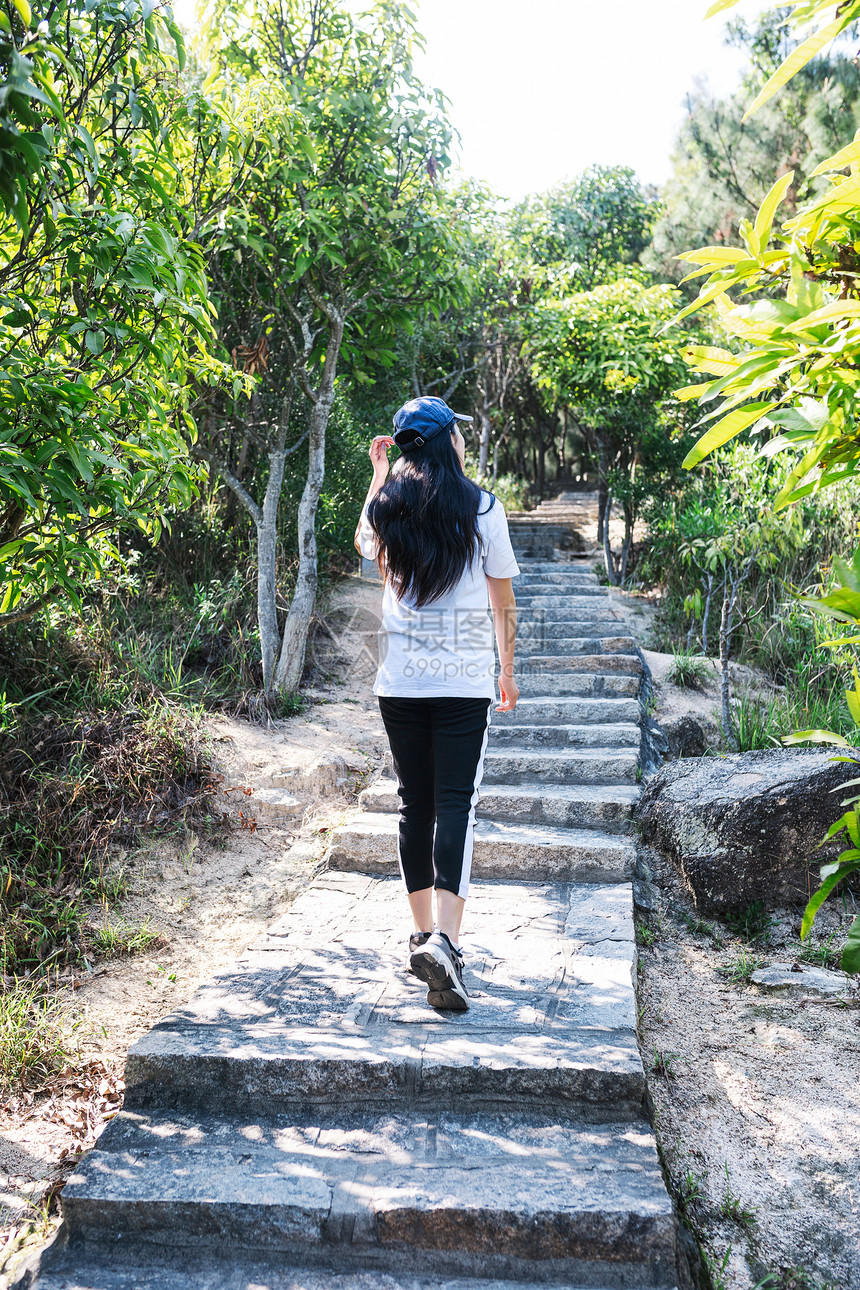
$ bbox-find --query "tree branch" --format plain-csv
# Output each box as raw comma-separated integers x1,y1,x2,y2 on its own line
192,444,263,526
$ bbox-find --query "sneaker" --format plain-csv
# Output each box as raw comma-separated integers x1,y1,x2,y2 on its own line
407,932,431,975
410,931,469,1012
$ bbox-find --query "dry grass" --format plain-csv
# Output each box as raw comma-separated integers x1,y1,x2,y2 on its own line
0,702,223,974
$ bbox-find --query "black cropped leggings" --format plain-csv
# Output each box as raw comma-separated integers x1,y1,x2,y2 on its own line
378,696,492,900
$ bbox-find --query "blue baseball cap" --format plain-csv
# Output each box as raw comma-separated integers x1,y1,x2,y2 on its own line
392,395,473,451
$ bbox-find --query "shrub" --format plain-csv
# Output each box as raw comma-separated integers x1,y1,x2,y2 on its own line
0,699,219,974
667,650,712,690
0,981,79,1090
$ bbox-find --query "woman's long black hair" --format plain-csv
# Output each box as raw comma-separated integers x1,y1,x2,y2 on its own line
367,428,495,607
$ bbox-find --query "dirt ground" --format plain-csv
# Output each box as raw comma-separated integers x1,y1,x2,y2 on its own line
637,845,860,1290
3,525,860,1290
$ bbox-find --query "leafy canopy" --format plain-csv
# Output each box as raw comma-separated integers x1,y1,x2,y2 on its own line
0,0,239,621
673,2,860,509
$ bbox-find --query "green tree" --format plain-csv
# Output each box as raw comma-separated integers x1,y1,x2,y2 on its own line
647,15,860,287
510,166,657,291
674,0,860,967
195,0,462,696
529,278,686,582
0,0,237,626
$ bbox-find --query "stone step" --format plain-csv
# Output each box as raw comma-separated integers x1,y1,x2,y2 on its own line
53,1108,675,1287
483,747,638,786
517,589,609,602
328,813,635,882
515,611,621,626
516,636,637,657
516,567,598,578
521,654,641,676
503,696,641,724
489,722,640,749
518,619,625,637
123,875,645,1119
360,778,640,833
518,673,640,698
516,571,599,584
16,1253,633,1290
516,559,597,568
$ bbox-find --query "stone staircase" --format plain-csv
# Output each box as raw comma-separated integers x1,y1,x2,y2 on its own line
506,491,598,560
15,542,678,1288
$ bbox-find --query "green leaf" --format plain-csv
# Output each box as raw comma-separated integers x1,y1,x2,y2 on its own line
683,401,772,470
753,170,795,246
801,868,847,941
846,671,860,728
842,914,860,974
810,139,860,177
677,246,749,266
783,729,850,746
680,345,740,377
705,0,739,15
12,0,32,27
744,15,851,120
674,383,712,402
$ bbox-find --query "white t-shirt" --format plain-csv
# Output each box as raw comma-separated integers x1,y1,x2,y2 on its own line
358,490,520,699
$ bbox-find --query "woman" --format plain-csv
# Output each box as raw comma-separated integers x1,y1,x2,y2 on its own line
354,395,519,1013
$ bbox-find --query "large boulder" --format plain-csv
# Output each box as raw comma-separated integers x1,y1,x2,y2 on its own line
635,748,860,914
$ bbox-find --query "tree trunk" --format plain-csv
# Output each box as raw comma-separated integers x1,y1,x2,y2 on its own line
701,571,715,656
273,319,344,693
719,579,735,749
686,615,697,651
257,446,287,692
596,436,608,547
603,491,618,585
718,558,754,749
477,393,491,476
619,499,634,584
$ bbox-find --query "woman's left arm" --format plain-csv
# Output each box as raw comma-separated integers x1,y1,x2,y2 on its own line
354,435,395,554
487,575,519,712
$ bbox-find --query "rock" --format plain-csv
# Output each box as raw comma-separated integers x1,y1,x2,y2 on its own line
634,747,860,914
633,878,660,912
662,715,708,760
751,963,850,995
240,788,303,822
275,753,356,795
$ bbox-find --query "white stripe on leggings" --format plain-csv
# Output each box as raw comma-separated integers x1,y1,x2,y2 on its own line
457,707,491,900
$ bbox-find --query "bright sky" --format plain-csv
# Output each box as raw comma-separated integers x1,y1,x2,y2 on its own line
173,0,765,199
411,0,762,199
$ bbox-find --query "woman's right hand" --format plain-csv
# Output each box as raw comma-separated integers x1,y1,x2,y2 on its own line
496,673,519,713
369,435,395,479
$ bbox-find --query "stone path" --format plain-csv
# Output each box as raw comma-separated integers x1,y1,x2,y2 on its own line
17,508,678,1289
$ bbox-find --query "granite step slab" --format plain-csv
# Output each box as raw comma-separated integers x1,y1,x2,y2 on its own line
517,620,626,638
482,747,639,786
359,779,640,833
500,696,641,725
519,655,642,676
123,875,645,1120
517,674,640,698
14,1248,653,1290
515,637,637,657
516,590,610,603
518,610,624,627
488,722,640,749
516,574,601,587
327,813,635,881
516,560,600,569
52,1109,675,1287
